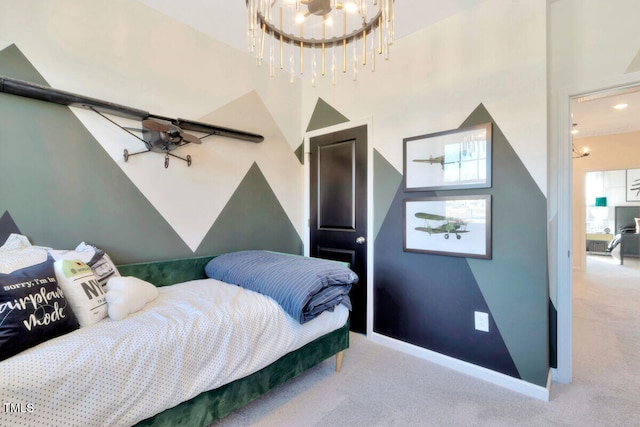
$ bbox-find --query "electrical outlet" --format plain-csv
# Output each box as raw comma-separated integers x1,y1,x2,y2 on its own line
474,311,489,332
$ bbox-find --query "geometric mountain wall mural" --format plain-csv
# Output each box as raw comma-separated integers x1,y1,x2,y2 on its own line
295,97,353,165
195,162,302,255
373,149,402,239
306,97,350,133
626,47,640,74
0,44,301,264
72,88,304,253
374,104,549,386
0,211,21,245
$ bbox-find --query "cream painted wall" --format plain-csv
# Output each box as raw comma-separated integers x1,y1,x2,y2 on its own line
302,0,547,196
571,131,640,271
0,0,306,251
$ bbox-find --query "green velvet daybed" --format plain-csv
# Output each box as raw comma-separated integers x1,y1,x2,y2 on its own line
0,253,350,427
121,255,351,426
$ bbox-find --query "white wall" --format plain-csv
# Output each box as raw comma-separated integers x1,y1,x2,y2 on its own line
302,0,547,198
0,0,306,252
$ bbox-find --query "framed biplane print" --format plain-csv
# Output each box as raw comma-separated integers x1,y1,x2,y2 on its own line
403,195,492,259
403,123,492,191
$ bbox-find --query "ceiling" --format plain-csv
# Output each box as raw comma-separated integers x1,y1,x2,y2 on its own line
135,0,487,53
135,0,640,140
572,85,640,140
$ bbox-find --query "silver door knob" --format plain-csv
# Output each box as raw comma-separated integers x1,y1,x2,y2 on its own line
356,236,366,245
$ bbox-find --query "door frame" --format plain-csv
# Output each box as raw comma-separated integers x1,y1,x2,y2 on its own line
303,117,374,336
555,71,640,384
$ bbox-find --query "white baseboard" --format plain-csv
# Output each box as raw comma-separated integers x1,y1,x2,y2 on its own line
368,332,550,401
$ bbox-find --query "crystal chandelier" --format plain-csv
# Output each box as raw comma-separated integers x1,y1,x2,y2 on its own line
246,0,394,86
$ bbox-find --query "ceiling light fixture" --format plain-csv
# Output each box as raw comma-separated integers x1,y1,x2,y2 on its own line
572,144,590,159
613,103,628,110
571,123,589,158
246,0,394,86
571,122,579,135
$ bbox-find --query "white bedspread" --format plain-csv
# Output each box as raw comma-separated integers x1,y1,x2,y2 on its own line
0,278,348,427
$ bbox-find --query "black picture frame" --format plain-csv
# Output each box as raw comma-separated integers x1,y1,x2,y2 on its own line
626,168,640,202
403,123,492,191
403,195,492,259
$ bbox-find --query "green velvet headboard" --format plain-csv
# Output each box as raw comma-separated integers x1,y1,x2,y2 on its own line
116,255,215,287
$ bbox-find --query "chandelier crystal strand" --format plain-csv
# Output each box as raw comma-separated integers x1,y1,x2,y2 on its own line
332,45,337,85
312,52,317,87
253,0,259,52
352,39,358,81
247,0,254,52
260,22,266,66
386,0,394,59
279,7,284,70
299,22,304,75
289,48,295,83
371,27,376,72
342,12,347,73
362,28,367,66
255,0,263,66
269,33,275,77
378,14,382,54
321,20,326,76
263,0,269,22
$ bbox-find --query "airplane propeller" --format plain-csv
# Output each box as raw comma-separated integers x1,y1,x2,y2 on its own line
141,119,202,146
122,119,205,168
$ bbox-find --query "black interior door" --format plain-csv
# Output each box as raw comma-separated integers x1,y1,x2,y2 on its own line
310,125,367,333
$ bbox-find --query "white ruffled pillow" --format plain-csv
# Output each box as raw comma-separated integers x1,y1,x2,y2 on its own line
105,276,159,320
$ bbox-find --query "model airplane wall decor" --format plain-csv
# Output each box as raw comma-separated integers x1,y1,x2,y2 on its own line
0,75,264,168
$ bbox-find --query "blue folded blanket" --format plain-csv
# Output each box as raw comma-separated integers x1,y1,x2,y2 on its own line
204,250,357,324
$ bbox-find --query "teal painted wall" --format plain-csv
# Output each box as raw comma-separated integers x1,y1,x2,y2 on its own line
305,96,549,387
373,105,549,386
299,0,550,387
0,45,302,263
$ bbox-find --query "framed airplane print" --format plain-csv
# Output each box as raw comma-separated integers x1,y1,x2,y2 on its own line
403,195,492,259
403,123,492,191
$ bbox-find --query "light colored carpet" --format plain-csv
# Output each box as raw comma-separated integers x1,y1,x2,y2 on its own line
212,255,640,426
